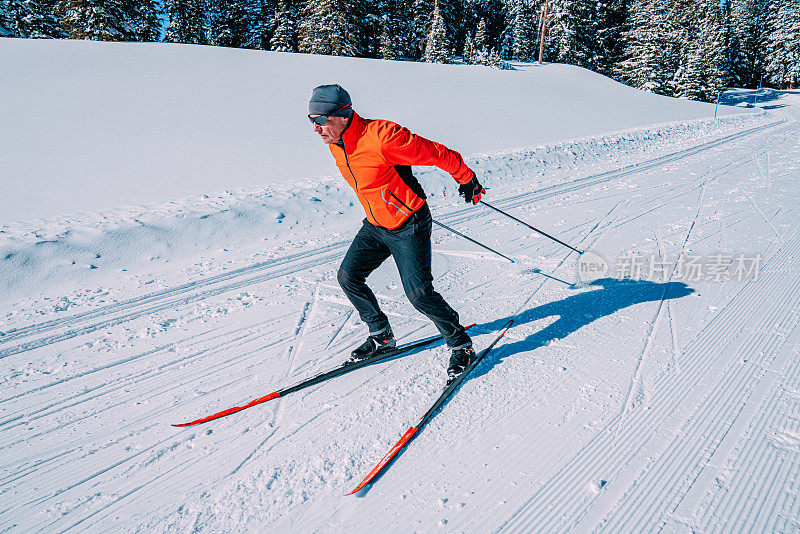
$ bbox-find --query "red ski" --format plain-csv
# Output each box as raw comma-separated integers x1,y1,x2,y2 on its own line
347,319,513,495
172,324,475,428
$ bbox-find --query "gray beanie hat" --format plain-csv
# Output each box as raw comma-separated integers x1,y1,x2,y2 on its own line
308,84,354,118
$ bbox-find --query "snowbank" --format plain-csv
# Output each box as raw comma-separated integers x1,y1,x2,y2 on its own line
0,106,772,302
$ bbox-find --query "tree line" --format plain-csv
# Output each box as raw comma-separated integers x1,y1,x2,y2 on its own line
2,0,798,101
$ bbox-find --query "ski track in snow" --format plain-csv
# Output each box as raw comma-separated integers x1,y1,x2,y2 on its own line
2,91,800,532
495,99,800,534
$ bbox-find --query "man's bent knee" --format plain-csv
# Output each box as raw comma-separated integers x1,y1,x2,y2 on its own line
337,267,352,290
405,282,437,309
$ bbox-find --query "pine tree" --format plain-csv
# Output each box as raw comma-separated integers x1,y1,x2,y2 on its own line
424,0,449,62
674,2,726,101
402,0,461,61
164,0,207,44
474,15,487,49
55,0,132,40
764,0,800,88
379,16,399,59
1,0,66,37
412,0,434,58
358,0,382,58
375,0,410,59
124,0,161,41
595,0,628,75
719,2,737,87
616,0,684,94
249,0,275,50
510,0,537,61
463,31,475,63
472,0,508,55
487,45,501,66
208,0,250,47
270,0,295,51
729,0,769,87
544,0,598,68
474,16,489,62
0,2,11,34
298,0,358,56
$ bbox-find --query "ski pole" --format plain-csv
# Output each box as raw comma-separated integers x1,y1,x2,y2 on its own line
479,200,583,255
388,193,514,263
431,219,515,263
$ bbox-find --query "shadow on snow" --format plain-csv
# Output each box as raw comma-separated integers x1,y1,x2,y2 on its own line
470,277,695,381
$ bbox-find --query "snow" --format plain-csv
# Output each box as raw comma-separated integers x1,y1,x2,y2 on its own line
2,38,749,226
2,39,800,532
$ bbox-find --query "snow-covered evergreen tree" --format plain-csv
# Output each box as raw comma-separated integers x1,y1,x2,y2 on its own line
123,0,161,41
728,0,769,87
0,2,11,34
463,31,476,62
424,0,450,62
164,0,207,44
359,0,383,58
473,16,489,62
298,0,358,56
55,0,132,40
471,0,507,55
249,0,275,50
764,0,800,88
674,1,726,101
487,45,501,65
617,0,726,101
270,0,295,51
509,0,537,61
544,0,598,68
403,0,432,59
1,0,66,37
474,15,487,49
379,15,400,59
594,0,627,75
615,0,683,93
208,0,249,47
374,0,408,59
401,0,462,60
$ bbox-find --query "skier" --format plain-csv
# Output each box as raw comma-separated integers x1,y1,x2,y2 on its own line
308,84,485,383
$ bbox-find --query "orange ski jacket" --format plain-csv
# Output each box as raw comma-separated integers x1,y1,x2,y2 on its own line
329,112,475,230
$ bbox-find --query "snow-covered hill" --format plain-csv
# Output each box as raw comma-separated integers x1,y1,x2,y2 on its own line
2,38,753,226
0,39,767,302
2,40,798,532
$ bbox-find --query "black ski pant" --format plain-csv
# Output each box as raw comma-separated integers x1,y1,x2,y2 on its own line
337,203,471,349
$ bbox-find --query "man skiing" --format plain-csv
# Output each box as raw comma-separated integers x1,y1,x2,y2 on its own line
308,84,485,383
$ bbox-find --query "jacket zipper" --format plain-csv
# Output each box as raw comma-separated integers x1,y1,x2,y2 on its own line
388,189,414,213
382,187,409,216
342,140,378,224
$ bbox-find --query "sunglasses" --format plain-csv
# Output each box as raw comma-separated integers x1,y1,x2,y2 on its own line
308,115,331,125
308,103,350,125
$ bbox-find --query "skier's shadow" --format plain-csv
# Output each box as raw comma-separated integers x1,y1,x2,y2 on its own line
470,277,695,381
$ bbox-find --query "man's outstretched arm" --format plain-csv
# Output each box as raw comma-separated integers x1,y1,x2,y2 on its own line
380,123,484,203
379,123,474,184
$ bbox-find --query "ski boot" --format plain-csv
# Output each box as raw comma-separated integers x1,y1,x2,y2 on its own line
346,326,396,365
446,345,476,386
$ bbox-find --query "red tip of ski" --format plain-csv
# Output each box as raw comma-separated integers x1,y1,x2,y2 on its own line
346,426,419,495
251,390,281,404
171,390,281,427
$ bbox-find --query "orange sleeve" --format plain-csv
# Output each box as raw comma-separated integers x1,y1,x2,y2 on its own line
379,123,475,184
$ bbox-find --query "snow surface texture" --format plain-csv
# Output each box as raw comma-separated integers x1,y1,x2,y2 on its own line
0,39,768,301
2,41,800,532
2,38,747,225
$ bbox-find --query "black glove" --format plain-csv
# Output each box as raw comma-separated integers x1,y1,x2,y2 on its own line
458,175,485,204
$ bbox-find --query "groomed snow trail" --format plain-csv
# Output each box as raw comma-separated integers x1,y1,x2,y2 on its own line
2,91,799,532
